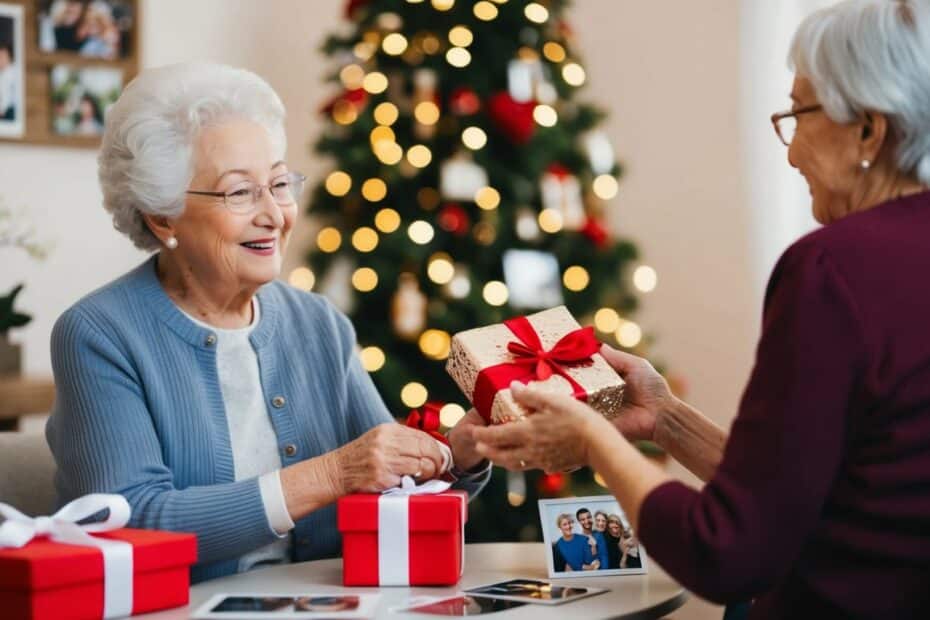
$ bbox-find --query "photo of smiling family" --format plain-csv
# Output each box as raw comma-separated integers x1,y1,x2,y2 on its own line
539,497,647,578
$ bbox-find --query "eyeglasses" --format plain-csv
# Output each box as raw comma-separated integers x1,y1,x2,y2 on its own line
186,171,307,214
771,104,822,146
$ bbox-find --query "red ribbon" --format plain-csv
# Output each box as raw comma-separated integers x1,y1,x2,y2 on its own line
405,402,450,446
472,316,600,423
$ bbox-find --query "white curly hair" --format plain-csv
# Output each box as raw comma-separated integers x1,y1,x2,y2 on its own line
98,62,287,251
789,0,930,184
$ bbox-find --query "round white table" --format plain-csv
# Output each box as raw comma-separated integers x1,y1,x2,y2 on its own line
141,543,687,619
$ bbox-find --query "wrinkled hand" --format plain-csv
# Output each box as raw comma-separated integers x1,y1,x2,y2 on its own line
334,423,446,494
447,408,489,472
600,344,675,441
470,382,604,473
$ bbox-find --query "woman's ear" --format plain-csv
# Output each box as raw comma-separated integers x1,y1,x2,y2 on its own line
860,111,889,162
143,214,175,245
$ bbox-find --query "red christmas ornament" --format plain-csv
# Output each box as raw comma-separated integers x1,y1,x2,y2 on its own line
546,162,572,179
581,217,610,249
449,87,481,116
320,88,368,116
344,0,370,20
538,472,566,495
406,402,450,446
488,92,536,145
437,203,471,236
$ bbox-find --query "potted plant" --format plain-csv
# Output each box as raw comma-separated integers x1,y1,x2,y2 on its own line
0,284,31,375
0,197,49,376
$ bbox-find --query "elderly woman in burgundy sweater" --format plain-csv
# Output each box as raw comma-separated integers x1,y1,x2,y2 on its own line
472,1,930,617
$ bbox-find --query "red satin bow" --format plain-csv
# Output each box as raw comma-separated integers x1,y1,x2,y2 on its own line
472,316,600,422
405,402,450,446
505,318,600,382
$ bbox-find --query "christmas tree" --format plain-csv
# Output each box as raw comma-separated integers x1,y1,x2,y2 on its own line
301,0,660,542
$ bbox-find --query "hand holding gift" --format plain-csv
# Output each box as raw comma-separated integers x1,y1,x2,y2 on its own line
446,306,625,425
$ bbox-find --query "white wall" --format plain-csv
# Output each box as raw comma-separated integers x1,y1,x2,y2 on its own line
571,0,758,433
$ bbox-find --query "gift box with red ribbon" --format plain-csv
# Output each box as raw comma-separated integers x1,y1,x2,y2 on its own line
0,495,197,620
446,305,625,424
337,481,467,587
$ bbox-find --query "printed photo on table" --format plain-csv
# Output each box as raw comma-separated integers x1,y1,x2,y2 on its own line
465,578,607,605
539,496,647,579
402,595,527,616
36,0,134,59
49,64,122,136
192,592,378,619
0,2,25,138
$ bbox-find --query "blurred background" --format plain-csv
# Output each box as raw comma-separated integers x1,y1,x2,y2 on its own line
0,1,835,616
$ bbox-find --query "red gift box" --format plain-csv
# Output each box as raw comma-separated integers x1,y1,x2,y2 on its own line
0,528,197,620
337,490,467,587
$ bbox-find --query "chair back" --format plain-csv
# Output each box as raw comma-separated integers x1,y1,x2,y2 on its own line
0,431,57,516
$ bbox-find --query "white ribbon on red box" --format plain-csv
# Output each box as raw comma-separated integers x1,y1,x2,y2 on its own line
378,476,464,586
0,494,134,619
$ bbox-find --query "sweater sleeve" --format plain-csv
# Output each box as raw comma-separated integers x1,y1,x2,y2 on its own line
638,242,866,603
46,309,279,565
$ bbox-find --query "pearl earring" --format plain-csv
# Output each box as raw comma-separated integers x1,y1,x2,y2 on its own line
165,236,178,249
860,160,871,170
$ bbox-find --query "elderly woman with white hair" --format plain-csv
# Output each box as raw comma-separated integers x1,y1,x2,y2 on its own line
45,62,490,583
472,1,930,617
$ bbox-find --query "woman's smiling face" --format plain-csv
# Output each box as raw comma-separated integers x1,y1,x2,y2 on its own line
171,118,297,290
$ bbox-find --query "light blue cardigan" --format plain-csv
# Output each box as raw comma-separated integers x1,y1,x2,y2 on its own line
46,255,489,583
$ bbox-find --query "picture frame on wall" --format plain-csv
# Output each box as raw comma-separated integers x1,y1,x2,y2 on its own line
50,63,121,136
36,0,135,60
0,2,25,138
0,0,138,148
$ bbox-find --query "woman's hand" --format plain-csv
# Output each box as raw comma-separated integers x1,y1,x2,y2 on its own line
333,423,446,494
447,408,489,472
470,382,610,473
600,344,676,441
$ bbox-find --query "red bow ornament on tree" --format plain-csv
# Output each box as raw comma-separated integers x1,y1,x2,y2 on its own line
405,403,451,446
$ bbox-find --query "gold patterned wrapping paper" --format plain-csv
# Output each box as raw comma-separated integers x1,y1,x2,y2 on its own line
446,306,625,424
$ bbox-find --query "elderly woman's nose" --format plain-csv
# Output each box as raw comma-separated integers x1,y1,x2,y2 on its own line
255,188,286,227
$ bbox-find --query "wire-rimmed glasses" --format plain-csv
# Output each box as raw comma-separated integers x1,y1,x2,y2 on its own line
186,171,307,214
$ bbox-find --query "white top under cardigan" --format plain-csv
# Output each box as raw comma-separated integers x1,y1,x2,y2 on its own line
179,298,295,572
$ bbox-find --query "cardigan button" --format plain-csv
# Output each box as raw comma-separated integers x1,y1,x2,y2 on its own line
272,396,286,408
205,334,217,346
284,443,298,457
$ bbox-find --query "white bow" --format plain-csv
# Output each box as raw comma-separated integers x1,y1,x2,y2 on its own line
382,475,452,496
0,494,134,619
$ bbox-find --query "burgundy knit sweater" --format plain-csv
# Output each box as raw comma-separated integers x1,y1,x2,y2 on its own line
639,191,930,619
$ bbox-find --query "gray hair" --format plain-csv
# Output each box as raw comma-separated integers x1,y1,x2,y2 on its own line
98,62,287,251
789,0,930,184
